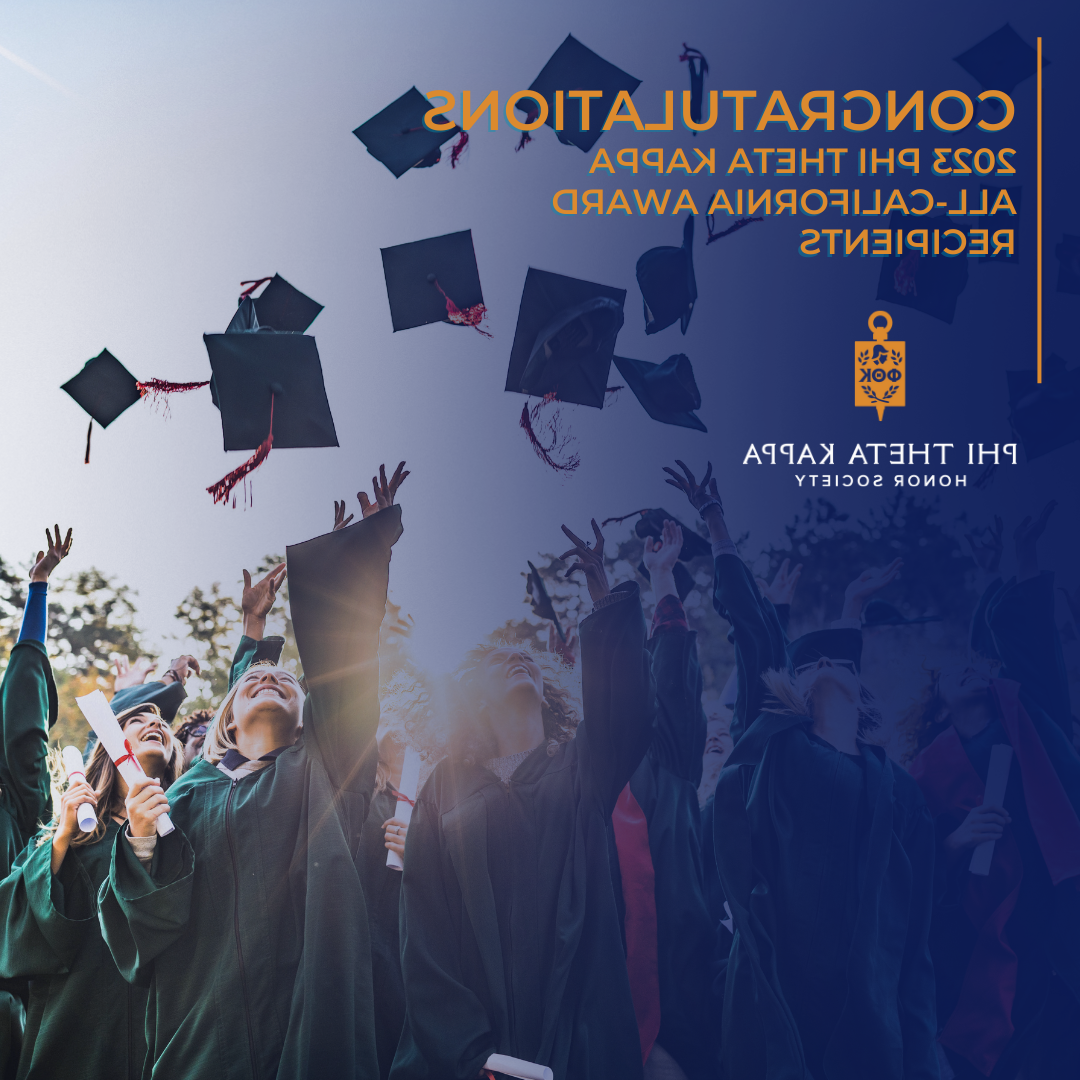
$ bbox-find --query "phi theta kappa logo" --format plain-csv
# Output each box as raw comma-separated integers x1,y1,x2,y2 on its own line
855,311,905,420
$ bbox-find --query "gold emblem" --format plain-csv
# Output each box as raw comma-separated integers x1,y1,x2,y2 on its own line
855,311,905,420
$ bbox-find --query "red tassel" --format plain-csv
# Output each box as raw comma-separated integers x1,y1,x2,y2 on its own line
515,105,539,152
207,394,275,506
450,131,468,168
239,277,272,300
678,44,709,72
432,278,492,337
84,420,92,465
519,396,579,474
893,252,919,297
138,378,211,417
705,214,764,244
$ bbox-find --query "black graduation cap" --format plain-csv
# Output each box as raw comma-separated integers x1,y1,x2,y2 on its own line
353,87,461,178
380,230,487,333
203,331,338,503
612,353,706,431
247,274,324,332
954,24,1048,95
1055,235,1080,295
979,186,1021,264
788,628,863,673
862,599,942,627
62,349,141,429
636,214,697,335
526,560,565,642
506,269,625,408
875,212,969,324
520,34,641,153
637,559,696,603
1006,355,1080,461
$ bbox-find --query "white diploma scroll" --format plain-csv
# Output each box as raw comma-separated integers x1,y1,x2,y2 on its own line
483,1054,554,1080
386,745,422,871
969,743,1013,876
60,745,97,833
76,690,174,837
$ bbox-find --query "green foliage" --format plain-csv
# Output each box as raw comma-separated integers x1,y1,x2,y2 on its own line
175,582,240,707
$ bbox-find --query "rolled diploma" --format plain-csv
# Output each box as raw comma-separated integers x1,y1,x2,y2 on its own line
76,690,174,837
483,1055,553,1080
387,745,422,871
969,743,1013,876
60,745,97,832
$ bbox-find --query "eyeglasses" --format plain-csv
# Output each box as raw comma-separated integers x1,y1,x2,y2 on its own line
794,659,858,676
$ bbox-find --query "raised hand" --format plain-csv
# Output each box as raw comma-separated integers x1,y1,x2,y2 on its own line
358,461,409,518
242,563,287,640
1014,500,1056,581
560,519,611,604
643,518,683,603
841,558,903,620
662,460,720,514
164,654,202,685
29,525,73,583
965,516,1004,575
756,558,803,606
126,775,171,838
114,655,157,691
333,500,355,531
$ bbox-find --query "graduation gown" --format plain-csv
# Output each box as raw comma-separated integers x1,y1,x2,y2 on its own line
0,824,147,1079
99,506,402,1080
356,786,407,1080
607,598,717,1079
390,582,656,1080
711,554,939,1080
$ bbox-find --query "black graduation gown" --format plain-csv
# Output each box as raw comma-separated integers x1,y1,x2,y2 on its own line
711,554,939,1080
390,582,656,1080
607,615,717,1079
356,786,407,1080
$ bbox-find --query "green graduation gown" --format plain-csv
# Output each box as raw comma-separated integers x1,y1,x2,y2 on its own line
390,582,656,1080
99,506,402,1080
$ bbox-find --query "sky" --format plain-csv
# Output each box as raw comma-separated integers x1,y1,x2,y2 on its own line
0,0,1077,676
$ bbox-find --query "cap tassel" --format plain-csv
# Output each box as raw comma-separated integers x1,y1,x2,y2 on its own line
138,378,212,416
705,214,764,244
432,278,492,337
207,393,275,506
519,395,579,474
450,131,469,168
515,105,539,152
679,45,709,130
84,419,93,465
893,252,919,297
605,384,625,403
600,508,652,527
239,277,273,300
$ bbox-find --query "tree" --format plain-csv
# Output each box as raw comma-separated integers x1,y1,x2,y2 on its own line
174,582,240,709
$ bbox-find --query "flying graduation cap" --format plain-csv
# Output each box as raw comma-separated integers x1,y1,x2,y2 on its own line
506,269,625,471
1055,235,1080,295
954,24,1048,96
875,212,969,323
612,353,706,431
636,214,697,335
517,34,641,153
236,274,324,332
599,506,709,603
380,230,489,335
353,87,464,178
1006,355,1080,461
62,349,209,463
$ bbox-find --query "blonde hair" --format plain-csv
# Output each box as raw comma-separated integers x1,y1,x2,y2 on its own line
202,661,303,765
760,667,883,739
44,703,184,847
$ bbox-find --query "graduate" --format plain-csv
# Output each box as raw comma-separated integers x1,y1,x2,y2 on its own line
664,460,940,1080
98,461,408,1080
908,505,1080,1080
0,699,183,1080
391,518,656,1080
0,526,71,1076
606,517,717,1080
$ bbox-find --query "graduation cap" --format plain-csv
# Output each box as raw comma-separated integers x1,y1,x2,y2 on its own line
519,34,641,153
862,599,942,627
1006,355,1080,461
636,214,697,335
233,274,324,332
980,186,1021,264
875,212,969,324
202,330,338,504
954,24,1048,96
380,230,489,335
678,44,709,130
788,628,863,674
62,349,209,463
1055,235,1080,295
526,561,565,642
353,87,462,178
612,353,706,431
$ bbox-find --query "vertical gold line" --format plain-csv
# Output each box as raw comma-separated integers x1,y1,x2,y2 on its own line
1037,36,1043,383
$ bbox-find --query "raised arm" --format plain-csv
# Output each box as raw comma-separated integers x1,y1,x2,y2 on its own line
0,527,70,847
228,563,287,688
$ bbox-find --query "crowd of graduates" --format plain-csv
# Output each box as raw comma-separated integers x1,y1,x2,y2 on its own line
0,458,1076,1080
